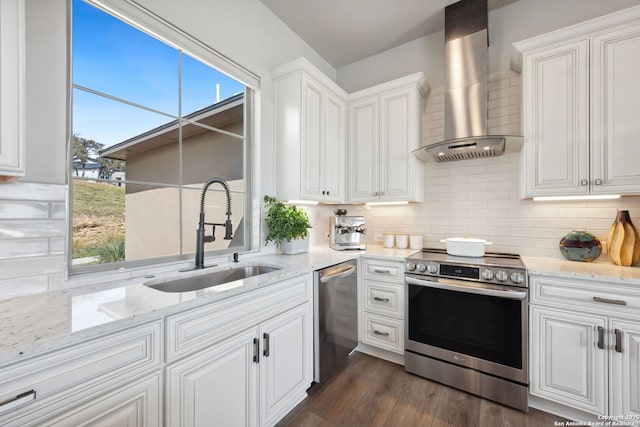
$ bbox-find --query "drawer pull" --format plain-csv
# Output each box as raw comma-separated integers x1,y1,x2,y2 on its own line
0,390,36,413
373,269,391,275
373,296,390,303
615,329,623,353
597,326,604,350
373,330,390,337
593,296,627,306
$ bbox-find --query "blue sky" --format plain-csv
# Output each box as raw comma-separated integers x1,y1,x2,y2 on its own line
72,0,244,149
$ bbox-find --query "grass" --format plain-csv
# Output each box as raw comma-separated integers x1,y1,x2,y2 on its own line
72,180,126,263
73,180,125,218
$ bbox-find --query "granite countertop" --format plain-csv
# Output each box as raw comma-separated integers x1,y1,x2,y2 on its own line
2,243,637,368
523,255,640,285
0,245,415,367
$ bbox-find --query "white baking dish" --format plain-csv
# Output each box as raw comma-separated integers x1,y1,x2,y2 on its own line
440,237,493,257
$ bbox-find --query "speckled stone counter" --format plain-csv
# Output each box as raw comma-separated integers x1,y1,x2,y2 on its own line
523,255,640,285
0,245,415,367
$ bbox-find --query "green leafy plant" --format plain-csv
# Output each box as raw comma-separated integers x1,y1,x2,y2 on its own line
264,195,312,246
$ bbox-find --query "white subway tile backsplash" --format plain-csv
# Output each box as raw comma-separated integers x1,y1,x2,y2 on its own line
0,182,68,299
0,202,50,219
0,239,49,259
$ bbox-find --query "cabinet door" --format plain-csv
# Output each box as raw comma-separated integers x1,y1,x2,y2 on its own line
166,328,259,427
591,23,640,194
322,91,346,202
0,0,25,176
610,318,640,418
260,303,312,426
349,96,379,203
379,88,416,201
521,40,589,197
301,77,324,200
44,374,161,427
530,306,607,415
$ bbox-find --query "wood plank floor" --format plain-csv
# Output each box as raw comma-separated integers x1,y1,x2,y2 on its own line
277,352,564,427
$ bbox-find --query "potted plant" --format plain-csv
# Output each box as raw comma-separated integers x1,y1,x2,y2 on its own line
264,195,312,254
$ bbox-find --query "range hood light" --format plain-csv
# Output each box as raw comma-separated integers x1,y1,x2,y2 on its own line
533,195,621,202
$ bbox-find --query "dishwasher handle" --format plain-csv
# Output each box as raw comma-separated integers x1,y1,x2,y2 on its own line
320,265,356,283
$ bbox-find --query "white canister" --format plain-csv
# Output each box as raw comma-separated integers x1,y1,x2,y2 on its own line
409,235,423,250
383,233,395,248
395,234,408,249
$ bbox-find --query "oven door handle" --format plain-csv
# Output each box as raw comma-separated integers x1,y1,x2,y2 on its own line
405,276,528,300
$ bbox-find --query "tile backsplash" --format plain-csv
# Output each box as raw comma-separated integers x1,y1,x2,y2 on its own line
0,182,67,299
307,71,640,261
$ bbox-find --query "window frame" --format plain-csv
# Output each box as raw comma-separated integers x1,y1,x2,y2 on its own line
67,0,259,275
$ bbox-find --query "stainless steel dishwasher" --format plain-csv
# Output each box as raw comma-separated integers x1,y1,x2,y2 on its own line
313,259,358,382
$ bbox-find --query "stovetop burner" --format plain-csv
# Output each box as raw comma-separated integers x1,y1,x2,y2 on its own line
405,247,527,287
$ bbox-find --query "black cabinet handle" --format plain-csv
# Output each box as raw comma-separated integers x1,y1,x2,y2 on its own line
263,332,270,357
597,326,604,350
253,338,260,363
615,329,623,353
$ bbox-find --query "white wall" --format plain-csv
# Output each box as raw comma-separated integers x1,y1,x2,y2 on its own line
336,0,640,91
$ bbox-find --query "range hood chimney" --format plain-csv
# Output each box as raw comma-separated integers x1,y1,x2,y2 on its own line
413,0,522,162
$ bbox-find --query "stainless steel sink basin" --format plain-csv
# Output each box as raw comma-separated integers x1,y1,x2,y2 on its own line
145,265,282,293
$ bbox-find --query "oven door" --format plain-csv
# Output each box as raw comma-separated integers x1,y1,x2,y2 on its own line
405,274,528,384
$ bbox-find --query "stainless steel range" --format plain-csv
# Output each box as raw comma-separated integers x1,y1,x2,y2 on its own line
404,248,529,412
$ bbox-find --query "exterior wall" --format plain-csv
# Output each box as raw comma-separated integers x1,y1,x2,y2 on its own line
125,180,244,260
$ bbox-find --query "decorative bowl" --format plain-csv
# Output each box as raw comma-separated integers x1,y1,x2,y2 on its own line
559,230,602,262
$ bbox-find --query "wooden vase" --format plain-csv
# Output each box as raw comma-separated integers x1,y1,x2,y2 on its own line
606,210,640,266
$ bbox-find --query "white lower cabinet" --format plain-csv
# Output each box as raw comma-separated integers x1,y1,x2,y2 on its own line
358,258,405,362
530,306,607,415
0,321,163,426
166,303,311,427
165,274,313,427
530,273,640,421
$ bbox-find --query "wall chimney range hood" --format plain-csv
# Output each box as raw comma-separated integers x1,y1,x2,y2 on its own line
413,0,522,162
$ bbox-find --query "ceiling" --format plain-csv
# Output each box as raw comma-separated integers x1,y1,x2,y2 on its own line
260,0,519,68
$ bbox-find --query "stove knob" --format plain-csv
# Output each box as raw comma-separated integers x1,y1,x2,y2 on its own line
416,263,427,272
480,269,494,280
495,271,508,282
405,261,416,271
510,272,524,284
426,264,438,274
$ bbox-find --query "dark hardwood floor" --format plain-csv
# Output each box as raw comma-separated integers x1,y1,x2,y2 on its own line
277,352,563,427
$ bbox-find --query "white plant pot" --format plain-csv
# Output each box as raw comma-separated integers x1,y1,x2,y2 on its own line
280,236,309,255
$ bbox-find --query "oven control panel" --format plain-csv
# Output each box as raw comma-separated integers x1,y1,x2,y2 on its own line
405,260,527,288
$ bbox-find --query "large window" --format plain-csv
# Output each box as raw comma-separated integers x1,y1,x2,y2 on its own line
70,0,254,272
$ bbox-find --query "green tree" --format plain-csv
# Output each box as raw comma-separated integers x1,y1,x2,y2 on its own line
72,133,125,179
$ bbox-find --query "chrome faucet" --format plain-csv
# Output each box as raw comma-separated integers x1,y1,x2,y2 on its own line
194,177,233,269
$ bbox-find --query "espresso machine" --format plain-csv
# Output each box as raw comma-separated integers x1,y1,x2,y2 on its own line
329,210,366,250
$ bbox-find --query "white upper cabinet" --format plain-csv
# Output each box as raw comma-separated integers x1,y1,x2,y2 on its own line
272,58,428,204
348,75,427,203
514,6,640,197
272,59,347,203
0,0,25,177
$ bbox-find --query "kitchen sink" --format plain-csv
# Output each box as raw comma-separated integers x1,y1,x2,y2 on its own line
145,265,282,293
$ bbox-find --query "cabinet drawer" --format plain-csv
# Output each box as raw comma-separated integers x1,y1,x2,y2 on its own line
362,312,404,354
361,258,404,283
363,280,404,318
0,320,162,423
166,274,311,362
531,275,640,315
